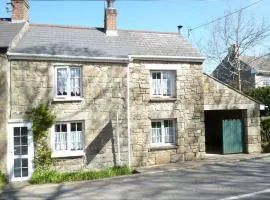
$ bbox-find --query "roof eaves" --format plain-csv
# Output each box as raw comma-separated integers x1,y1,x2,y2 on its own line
7,52,130,63
129,55,205,63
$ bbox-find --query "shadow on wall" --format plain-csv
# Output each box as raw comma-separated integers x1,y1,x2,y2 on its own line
0,68,8,171
85,120,116,166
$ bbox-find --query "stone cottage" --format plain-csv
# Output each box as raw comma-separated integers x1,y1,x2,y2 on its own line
0,0,261,182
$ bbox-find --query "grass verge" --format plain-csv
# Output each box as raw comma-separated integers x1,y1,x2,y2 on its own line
30,165,132,184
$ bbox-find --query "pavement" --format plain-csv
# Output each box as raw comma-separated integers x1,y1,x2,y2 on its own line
136,153,270,174
1,153,270,200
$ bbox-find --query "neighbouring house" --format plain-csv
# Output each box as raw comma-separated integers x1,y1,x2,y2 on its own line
212,45,270,91
0,0,262,182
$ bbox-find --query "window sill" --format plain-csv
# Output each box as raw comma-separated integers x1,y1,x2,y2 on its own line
51,151,85,158
150,97,177,102
53,97,83,102
149,145,177,151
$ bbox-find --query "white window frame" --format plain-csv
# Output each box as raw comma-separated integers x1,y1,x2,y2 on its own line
51,121,85,158
150,70,176,98
263,76,270,86
150,119,176,146
54,66,83,100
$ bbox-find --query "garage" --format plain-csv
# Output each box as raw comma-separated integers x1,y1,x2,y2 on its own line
204,110,245,154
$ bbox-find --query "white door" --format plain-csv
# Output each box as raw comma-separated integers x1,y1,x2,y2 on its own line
8,123,34,181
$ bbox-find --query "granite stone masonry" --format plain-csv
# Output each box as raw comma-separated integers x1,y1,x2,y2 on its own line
10,60,129,171
130,62,205,167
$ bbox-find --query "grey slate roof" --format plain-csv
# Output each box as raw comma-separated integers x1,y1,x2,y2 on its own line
10,24,202,58
240,55,270,72
0,22,25,48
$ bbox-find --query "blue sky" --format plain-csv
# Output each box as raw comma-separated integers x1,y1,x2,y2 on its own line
1,0,269,72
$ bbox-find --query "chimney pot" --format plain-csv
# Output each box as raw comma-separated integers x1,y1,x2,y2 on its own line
177,25,183,35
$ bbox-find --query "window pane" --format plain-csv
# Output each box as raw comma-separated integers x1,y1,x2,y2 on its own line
57,68,68,96
70,68,81,97
151,122,162,144
21,136,28,145
14,158,21,168
21,146,28,155
151,72,162,96
55,130,68,151
14,127,20,136
14,146,21,155
55,124,60,132
71,123,76,132
22,159,28,168
14,137,20,145
77,123,82,131
21,127,28,136
14,169,21,178
22,168,28,177
61,124,67,132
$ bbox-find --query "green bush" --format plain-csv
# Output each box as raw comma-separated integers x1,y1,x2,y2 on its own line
29,104,55,143
29,104,55,169
33,144,54,170
30,165,131,184
0,170,7,189
245,87,270,116
261,118,270,143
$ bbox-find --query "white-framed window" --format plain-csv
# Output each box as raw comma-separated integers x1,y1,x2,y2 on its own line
53,121,84,153
55,66,82,98
263,76,270,86
151,119,176,145
150,71,176,97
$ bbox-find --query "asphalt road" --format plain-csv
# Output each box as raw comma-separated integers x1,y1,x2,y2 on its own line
1,157,270,200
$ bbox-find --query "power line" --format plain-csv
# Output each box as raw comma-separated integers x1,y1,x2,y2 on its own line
188,0,264,36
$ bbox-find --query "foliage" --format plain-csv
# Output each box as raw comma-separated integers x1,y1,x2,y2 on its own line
245,87,270,115
29,104,56,169
33,144,54,170
262,142,270,153
0,170,7,189
29,166,132,184
29,104,56,143
261,118,270,143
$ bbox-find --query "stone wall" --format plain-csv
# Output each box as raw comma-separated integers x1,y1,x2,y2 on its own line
203,73,261,153
10,60,129,171
130,62,205,167
0,54,8,173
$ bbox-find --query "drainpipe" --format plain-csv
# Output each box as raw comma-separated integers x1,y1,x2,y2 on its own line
127,60,132,167
116,110,121,166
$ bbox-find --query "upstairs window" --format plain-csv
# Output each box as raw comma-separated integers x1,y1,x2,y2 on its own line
150,71,176,97
55,66,82,98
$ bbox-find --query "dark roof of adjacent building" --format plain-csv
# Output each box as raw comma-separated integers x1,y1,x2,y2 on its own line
240,55,270,72
9,24,203,59
0,22,25,48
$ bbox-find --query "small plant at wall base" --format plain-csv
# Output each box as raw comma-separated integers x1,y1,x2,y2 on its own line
29,104,56,169
0,169,7,189
261,117,270,153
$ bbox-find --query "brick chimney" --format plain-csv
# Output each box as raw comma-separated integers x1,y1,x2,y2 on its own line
11,0,29,22
104,0,117,36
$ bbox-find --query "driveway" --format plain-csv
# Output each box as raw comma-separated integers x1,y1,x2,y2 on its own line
1,157,270,200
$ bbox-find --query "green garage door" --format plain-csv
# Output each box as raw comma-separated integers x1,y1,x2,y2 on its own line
222,119,244,154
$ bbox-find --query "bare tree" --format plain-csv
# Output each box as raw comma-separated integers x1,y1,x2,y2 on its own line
204,10,270,91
